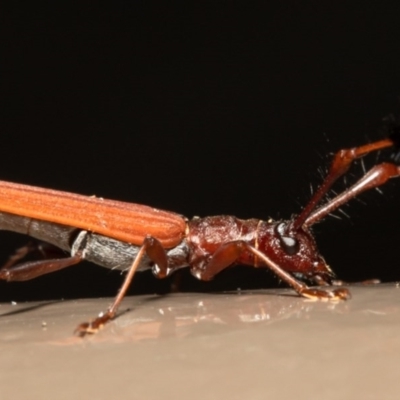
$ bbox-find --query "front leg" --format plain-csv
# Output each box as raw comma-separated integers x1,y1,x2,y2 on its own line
191,241,350,301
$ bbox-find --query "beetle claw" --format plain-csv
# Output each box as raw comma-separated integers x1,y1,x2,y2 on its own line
74,321,103,336
300,287,351,301
75,313,112,336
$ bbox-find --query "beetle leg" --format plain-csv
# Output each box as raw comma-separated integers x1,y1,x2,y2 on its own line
0,233,86,281
1,241,68,271
75,235,168,336
146,236,169,278
0,253,83,281
247,244,351,300
308,275,380,287
1,242,39,271
297,287,350,301
330,278,380,286
192,240,351,301
191,241,247,280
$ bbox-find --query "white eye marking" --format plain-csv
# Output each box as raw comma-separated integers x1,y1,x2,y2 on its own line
282,236,296,247
277,223,286,235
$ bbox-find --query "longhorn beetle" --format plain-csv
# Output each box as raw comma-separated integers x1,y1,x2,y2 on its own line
0,134,399,335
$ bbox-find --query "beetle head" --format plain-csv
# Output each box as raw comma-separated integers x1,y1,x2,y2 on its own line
257,220,334,281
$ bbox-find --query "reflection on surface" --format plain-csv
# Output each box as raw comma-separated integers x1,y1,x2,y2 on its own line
2,285,400,345
88,289,350,343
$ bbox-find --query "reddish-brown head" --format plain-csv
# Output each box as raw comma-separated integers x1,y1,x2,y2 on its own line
256,220,334,281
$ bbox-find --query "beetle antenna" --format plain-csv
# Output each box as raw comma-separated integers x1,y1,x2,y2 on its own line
290,137,397,231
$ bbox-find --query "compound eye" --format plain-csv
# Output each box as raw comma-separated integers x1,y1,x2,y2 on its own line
280,235,299,255
276,223,299,255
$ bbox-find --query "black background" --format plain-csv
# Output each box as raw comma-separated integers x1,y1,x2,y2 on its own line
1,3,400,301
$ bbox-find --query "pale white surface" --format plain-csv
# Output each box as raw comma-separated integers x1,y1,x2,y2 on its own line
0,284,399,400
